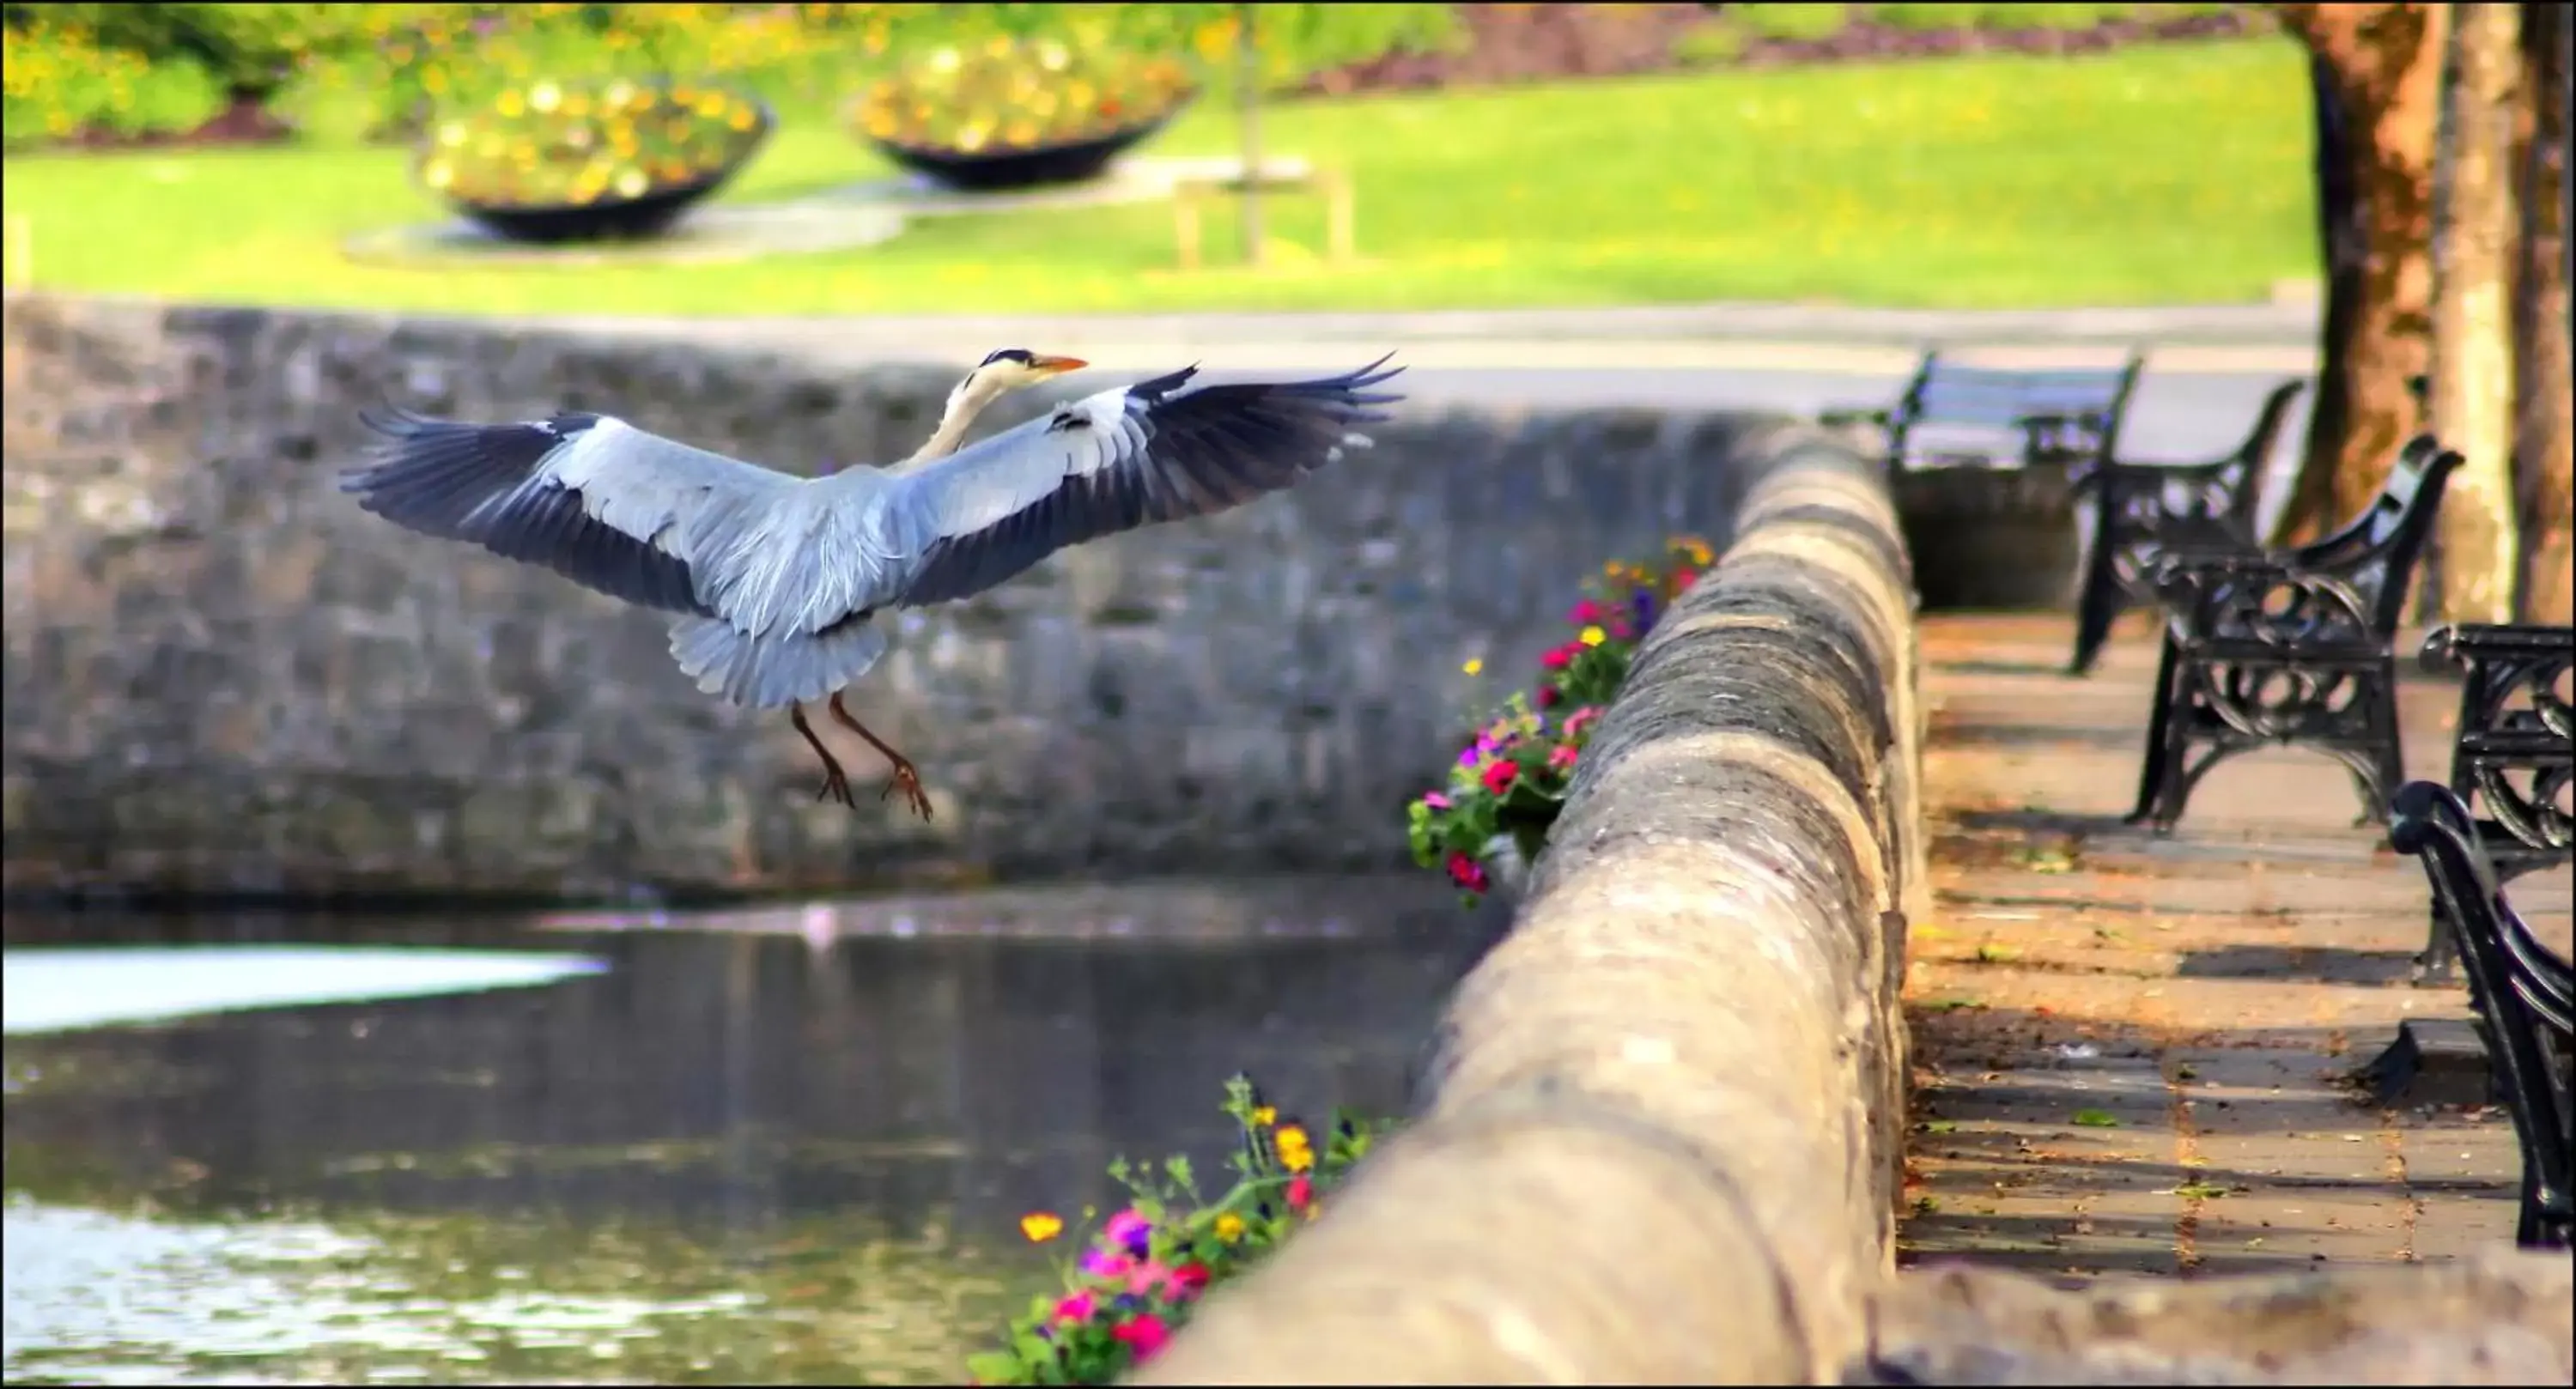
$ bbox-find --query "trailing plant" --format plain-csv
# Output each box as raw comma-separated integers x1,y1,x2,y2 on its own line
969,1075,1387,1385
1407,535,1715,905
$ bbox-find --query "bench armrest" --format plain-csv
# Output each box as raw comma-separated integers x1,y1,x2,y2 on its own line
2149,549,2376,648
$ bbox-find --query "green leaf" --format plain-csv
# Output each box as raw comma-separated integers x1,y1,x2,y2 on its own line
2070,1108,2120,1128
965,1351,1028,1383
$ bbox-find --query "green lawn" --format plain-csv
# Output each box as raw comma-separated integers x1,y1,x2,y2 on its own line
1,36,2318,317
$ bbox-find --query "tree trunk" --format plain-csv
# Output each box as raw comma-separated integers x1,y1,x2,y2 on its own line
2512,1,2573,621
2424,3,2522,622
2271,4,2450,545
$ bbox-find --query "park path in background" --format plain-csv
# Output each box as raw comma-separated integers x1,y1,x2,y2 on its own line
1899,612,2574,1283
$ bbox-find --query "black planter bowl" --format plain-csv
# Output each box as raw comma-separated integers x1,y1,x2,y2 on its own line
869,102,1188,192
449,166,733,244
422,87,773,246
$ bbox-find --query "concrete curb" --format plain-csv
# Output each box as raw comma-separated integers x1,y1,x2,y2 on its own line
1133,424,1919,1385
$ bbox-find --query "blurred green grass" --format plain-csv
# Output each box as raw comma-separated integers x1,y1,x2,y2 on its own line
0,35,2317,317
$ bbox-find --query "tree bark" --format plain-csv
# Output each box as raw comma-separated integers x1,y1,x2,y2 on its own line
2424,3,2522,622
2512,1,2573,621
2271,4,2450,545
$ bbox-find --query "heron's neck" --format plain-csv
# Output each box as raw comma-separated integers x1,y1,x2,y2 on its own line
906,379,999,464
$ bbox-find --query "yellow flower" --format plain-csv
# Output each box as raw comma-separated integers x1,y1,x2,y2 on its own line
1019,1211,1064,1243
1275,1125,1315,1173
1213,1212,1246,1243
1461,658,1483,676
1580,626,1606,647
1250,1106,1276,1127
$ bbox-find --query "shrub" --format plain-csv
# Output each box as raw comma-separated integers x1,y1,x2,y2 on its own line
1,16,227,149
1407,536,1715,905
969,1075,1388,1385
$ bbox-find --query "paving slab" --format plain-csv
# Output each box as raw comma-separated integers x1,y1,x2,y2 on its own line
1902,612,2569,1286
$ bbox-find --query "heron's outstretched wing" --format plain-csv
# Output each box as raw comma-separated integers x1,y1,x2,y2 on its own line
338,408,819,620
884,356,1405,607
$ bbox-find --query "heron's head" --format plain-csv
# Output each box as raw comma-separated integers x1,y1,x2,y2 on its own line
960,349,1088,401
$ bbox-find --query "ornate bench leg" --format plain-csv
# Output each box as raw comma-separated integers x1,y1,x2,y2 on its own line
2127,633,2184,827
2359,656,2406,828
2069,551,2123,676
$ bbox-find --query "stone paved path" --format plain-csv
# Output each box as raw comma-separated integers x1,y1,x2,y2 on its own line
1900,613,2573,1285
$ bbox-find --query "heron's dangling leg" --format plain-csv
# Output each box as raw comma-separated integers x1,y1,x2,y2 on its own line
828,691,933,822
788,701,856,809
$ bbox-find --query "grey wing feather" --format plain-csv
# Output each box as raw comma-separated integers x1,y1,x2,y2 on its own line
338,407,901,635
885,355,1405,607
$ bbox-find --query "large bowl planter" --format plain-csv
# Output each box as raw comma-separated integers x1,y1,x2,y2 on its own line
852,39,1196,192
417,79,773,245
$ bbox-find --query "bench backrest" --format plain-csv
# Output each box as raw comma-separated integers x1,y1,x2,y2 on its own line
1886,350,2145,470
2295,434,2464,634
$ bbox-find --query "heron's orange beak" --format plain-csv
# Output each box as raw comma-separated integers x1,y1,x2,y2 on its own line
1029,355,1088,377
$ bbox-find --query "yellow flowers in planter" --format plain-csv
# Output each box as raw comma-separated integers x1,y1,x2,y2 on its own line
852,34,1195,155
416,76,769,211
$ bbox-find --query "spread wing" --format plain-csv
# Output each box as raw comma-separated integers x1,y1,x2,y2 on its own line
884,355,1405,607
337,408,908,637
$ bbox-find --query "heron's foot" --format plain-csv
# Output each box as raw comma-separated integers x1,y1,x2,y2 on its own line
813,763,856,809
881,758,933,822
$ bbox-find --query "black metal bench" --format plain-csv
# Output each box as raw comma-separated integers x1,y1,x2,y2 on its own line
2064,378,2308,676
2414,623,2576,983
2125,433,2462,833
2388,780,2573,1249
1823,349,2147,473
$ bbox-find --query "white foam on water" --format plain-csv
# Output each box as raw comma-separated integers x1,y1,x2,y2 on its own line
1,947,610,1036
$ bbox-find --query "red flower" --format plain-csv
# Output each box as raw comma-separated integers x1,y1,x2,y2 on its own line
1671,567,1698,591
1285,1174,1315,1211
1535,684,1563,708
1445,852,1489,893
1540,645,1575,670
1567,598,1604,624
1170,1262,1212,1298
1480,760,1517,794
1114,1313,1170,1360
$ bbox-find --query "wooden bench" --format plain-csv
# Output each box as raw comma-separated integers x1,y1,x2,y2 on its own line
2125,433,2463,833
2389,779,2573,1249
1821,349,2146,474
2413,622,2576,983
1171,165,1355,271
2064,379,2307,676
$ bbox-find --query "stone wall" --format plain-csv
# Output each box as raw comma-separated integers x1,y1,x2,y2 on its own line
1,293,1781,903
1135,423,1924,1384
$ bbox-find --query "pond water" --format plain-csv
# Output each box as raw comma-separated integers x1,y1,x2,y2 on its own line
3,877,1498,1386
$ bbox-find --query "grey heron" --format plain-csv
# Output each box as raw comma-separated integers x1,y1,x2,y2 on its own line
338,349,1406,822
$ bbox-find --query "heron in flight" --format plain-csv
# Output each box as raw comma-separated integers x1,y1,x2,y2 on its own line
338,349,1405,822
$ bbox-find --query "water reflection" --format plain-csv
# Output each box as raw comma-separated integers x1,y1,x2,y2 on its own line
3,875,1497,1385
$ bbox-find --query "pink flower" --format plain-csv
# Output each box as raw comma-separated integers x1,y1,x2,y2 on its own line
1540,645,1575,670
1480,760,1517,795
1445,852,1489,893
1563,706,1602,740
1114,1313,1171,1361
1420,791,1452,811
1567,598,1605,624
1126,1259,1173,1296
1547,743,1578,773
1285,1174,1315,1212
1079,1246,1133,1279
1104,1207,1153,1255
1053,1291,1097,1325
1671,567,1699,591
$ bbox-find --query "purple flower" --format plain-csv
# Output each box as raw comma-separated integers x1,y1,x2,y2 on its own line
1080,1247,1134,1278
1104,1208,1154,1257
1457,744,1480,768
1631,587,1656,627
